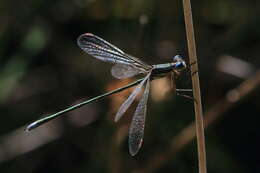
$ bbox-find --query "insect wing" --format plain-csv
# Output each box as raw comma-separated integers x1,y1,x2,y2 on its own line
114,73,150,122
77,33,151,72
129,74,150,156
111,64,144,79
78,33,132,65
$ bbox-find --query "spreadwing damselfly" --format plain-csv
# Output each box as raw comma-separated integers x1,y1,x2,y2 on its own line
26,33,189,156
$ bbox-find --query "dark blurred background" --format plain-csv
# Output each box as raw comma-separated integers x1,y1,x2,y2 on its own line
1,0,260,172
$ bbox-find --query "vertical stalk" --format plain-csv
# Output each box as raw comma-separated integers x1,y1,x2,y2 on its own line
182,0,207,173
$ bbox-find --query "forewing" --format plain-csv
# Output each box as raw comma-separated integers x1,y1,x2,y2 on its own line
78,33,133,65
77,33,152,71
111,64,144,79
79,33,124,53
114,74,150,122
129,73,150,156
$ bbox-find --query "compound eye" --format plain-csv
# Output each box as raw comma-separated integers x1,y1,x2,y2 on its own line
173,55,183,61
174,61,187,72
175,62,183,69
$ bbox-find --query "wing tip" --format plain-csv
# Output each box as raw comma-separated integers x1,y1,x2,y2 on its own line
114,113,120,122
77,33,95,45
129,138,143,156
83,33,94,37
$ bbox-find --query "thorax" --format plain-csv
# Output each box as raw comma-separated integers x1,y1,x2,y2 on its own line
151,63,175,77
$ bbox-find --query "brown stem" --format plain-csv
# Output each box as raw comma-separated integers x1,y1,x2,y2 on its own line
182,0,207,173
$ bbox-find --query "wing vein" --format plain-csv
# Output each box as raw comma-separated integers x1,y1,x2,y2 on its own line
77,33,152,71
129,73,151,156
114,73,151,122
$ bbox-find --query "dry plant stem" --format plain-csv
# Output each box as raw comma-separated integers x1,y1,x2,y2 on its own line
182,0,207,173
136,69,260,172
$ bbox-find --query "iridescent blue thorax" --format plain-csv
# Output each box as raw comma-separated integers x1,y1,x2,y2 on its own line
151,55,187,77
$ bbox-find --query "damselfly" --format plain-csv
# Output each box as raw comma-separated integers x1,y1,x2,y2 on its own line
26,33,188,156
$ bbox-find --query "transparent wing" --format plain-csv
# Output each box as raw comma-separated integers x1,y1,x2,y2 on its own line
77,33,152,71
114,73,150,122
128,73,150,156
111,64,144,79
